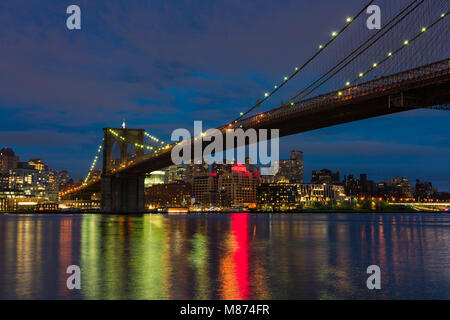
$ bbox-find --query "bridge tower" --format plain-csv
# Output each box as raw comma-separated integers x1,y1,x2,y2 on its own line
101,127,146,213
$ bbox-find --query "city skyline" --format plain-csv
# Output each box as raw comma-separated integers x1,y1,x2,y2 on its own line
0,0,449,191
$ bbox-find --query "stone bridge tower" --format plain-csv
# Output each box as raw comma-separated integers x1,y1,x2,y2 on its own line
101,127,146,213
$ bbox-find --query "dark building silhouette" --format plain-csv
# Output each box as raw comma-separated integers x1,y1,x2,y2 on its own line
312,168,340,185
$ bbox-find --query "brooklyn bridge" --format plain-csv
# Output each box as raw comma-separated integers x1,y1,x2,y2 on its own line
61,1,450,213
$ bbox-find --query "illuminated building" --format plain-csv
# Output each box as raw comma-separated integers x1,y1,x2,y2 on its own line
8,160,58,201
0,173,9,190
211,162,232,176
298,183,347,202
257,183,298,210
378,177,413,200
219,164,258,207
144,170,165,187
58,170,74,191
164,165,186,184
261,150,303,184
0,147,19,174
28,158,45,171
145,181,191,208
185,163,209,184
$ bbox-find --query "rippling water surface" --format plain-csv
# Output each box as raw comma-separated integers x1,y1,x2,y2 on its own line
0,213,449,299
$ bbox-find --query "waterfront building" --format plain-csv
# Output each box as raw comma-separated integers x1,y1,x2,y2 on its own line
218,164,258,208
298,183,347,203
257,183,298,210
145,181,191,208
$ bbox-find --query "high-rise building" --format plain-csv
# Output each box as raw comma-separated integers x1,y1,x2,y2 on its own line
0,147,19,174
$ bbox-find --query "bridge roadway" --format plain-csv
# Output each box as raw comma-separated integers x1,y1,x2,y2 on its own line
62,59,450,199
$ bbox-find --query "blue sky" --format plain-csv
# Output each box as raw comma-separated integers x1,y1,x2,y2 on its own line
0,0,449,190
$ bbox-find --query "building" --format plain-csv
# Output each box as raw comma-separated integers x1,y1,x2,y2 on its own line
257,183,298,210
58,170,74,191
192,174,218,205
8,159,58,201
0,147,19,174
28,158,45,171
145,181,191,208
380,176,413,200
211,162,232,176
312,168,340,185
298,183,347,202
415,179,434,201
185,163,209,184
344,173,377,198
218,164,258,208
164,165,186,184
261,151,303,184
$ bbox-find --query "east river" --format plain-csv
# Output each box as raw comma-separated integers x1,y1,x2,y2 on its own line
0,213,449,299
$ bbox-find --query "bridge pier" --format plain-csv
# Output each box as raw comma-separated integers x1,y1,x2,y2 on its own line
101,173,145,213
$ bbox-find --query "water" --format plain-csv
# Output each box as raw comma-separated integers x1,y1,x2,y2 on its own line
0,213,449,300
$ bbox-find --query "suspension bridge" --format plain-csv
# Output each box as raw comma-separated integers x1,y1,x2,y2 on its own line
60,0,450,212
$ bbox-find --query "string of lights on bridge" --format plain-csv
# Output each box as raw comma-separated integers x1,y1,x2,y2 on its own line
230,0,376,124
228,10,449,128
83,140,103,186
333,11,448,99
283,0,425,106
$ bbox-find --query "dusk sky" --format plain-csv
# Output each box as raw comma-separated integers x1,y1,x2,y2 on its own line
0,0,449,190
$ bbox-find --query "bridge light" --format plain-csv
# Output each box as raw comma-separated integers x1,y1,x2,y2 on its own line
295,67,299,71
421,27,426,32
240,112,244,116
403,40,409,45
346,17,352,23
284,76,288,81
359,72,364,77
373,63,377,68
387,52,392,57
274,85,278,89
264,93,269,97
441,13,445,18
331,31,338,37
345,81,350,86
319,44,324,49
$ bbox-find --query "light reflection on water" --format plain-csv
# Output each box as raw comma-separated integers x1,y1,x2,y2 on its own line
0,213,449,300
